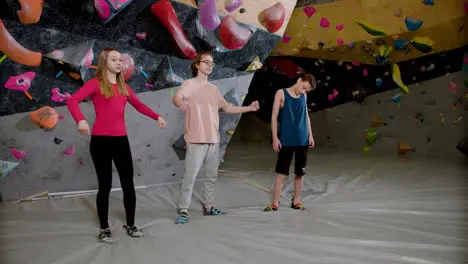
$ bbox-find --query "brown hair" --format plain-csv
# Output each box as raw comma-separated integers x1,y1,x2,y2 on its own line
95,48,129,99
191,51,213,77
300,73,316,90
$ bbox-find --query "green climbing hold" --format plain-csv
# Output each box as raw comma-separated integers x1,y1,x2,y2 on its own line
355,20,387,36
365,128,378,145
411,36,434,53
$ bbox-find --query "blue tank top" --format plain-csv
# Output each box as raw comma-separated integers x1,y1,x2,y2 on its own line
278,89,309,147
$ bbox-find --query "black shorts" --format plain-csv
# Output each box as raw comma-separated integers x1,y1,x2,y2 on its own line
275,146,309,176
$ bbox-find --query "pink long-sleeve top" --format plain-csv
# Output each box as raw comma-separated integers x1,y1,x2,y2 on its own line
66,78,160,136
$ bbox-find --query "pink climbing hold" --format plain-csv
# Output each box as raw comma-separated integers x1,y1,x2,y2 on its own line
81,48,94,67
337,38,344,45
64,146,75,155
225,0,243,13
135,32,147,40
4,72,35,92
11,149,26,159
352,61,360,66
199,0,221,30
336,24,344,31
448,81,458,94
282,35,291,43
51,88,71,103
59,115,65,120
363,69,368,76
320,17,330,27
303,6,316,18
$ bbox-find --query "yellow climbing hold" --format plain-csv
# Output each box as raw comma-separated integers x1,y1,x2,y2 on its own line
363,146,371,152
411,36,434,53
245,56,263,72
378,44,393,58
391,64,409,94
355,20,387,36
227,130,234,135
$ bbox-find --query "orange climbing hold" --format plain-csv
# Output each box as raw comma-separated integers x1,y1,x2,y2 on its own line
371,114,387,127
17,0,44,24
397,141,413,155
0,19,42,66
29,106,59,129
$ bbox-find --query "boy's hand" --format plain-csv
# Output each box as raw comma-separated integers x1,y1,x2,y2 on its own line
249,101,260,112
273,138,282,152
309,135,315,148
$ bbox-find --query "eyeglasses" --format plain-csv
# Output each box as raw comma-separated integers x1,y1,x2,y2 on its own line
201,60,215,67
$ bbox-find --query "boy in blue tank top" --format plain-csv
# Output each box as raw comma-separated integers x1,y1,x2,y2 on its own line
264,73,316,212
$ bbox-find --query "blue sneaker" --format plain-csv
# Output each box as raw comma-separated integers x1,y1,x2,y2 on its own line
175,212,188,224
203,206,226,216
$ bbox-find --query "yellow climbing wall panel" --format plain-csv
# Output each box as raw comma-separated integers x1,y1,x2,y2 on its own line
273,0,467,61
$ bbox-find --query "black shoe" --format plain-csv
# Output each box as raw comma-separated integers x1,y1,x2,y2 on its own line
98,228,113,243
123,225,143,237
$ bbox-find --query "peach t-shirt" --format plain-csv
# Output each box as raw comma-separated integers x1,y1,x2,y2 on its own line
179,79,230,144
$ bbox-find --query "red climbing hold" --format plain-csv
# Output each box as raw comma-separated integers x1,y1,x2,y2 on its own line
258,2,285,33
218,15,253,50
150,0,197,59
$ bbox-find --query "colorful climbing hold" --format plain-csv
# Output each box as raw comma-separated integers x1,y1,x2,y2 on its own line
392,64,409,94
225,0,243,13
135,32,147,40
0,160,19,180
391,94,401,108
423,0,434,5
320,17,330,28
336,38,344,45
411,36,434,53
365,128,378,145
398,141,413,155
303,6,316,19
336,24,344,31
376,78,383,87
64,146,75,155
355,20,387,36
405,17,423,31
11,149,26,159
394,8,402,17
54,137,63,145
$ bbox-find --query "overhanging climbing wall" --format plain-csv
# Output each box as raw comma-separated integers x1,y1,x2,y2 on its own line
273,0,468,64
0,0,297,201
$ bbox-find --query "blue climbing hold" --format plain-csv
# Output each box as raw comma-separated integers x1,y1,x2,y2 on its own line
423,0,434,6
405,17,423,31
376,78,383,87
393,40,409,50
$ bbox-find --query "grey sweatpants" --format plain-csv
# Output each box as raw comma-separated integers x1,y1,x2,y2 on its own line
178,143,220,213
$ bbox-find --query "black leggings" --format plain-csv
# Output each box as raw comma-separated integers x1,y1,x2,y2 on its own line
90,136,136,229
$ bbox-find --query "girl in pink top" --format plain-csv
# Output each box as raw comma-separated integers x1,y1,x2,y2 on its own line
66,48,166,243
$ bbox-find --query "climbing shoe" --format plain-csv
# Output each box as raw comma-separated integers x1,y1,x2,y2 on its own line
263,203,279,212
175,212,188,224
123,225,143,237
203,206,226,216
291,201,305,210
98,228,113,243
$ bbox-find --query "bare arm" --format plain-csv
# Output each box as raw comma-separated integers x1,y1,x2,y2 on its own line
222,104,252,114
173,83,187,110
305,94,313,137
271,89,284,141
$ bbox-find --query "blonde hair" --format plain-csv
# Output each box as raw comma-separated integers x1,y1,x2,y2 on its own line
95,48,129,99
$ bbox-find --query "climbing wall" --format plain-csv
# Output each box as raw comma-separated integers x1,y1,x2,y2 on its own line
273,0,468,64
240,44,468,158
0,0,297,201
